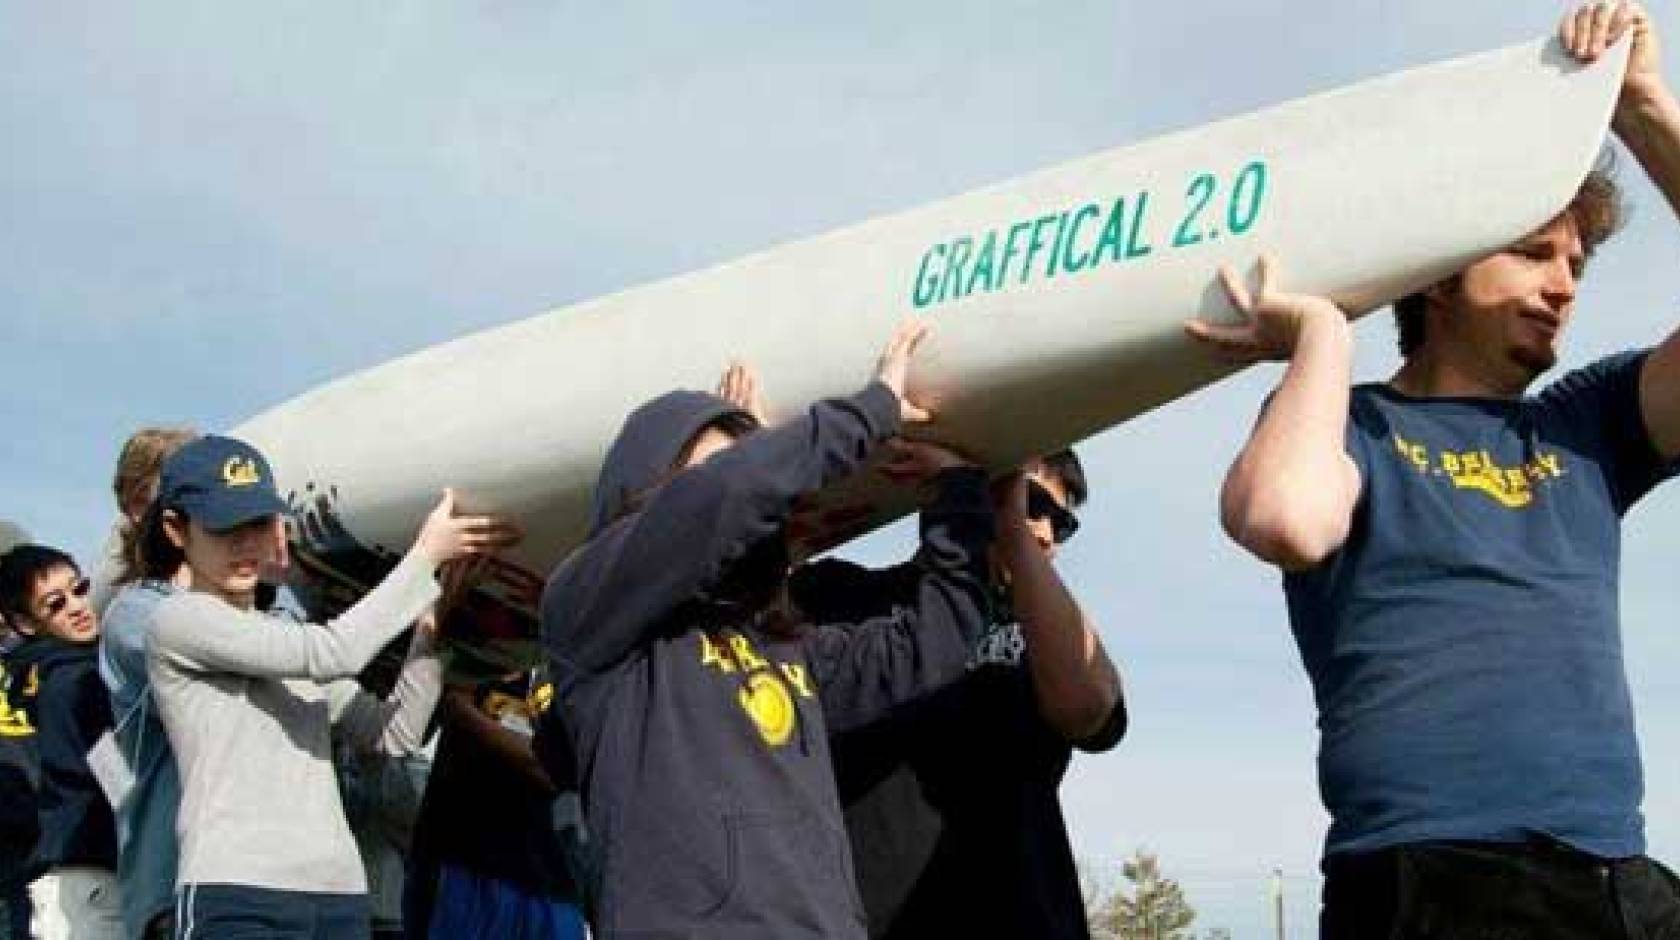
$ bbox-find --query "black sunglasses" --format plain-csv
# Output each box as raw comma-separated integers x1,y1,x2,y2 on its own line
1027,481,1079,544
40,577,92,618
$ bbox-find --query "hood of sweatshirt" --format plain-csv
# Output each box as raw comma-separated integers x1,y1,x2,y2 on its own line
587,390,756,538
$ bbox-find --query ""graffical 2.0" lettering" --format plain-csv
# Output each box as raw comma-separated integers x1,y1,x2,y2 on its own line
910,160,1269,309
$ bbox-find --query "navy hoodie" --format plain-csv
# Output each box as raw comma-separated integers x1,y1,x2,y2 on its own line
0,645,42,889
4,635,117,872
536,381,995,939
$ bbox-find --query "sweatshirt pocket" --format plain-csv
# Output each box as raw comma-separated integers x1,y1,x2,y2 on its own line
702,810,862,928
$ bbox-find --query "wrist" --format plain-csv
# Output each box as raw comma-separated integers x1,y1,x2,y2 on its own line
1614,78,1676,131
1290,303,1351,354
411,539,446,570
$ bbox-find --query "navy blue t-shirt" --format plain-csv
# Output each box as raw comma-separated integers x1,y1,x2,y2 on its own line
1285,351,1676,859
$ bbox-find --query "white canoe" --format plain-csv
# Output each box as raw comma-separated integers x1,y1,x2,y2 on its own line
237,37,1626,626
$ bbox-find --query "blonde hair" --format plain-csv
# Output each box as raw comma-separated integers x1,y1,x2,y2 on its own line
114,426,198,583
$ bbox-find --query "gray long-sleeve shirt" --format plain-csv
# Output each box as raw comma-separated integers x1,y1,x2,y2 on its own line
148,551,441,894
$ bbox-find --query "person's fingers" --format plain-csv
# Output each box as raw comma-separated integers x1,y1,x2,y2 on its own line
1575,4,1600,57
1254,254,1280,307
1183,319,1218,342
461,528,520,549
1217,265,1253,313
1562,5,1579,53
1184,319,1258,349
1186,322,1265,363
1590,1,1616,58
724,363,753,403
900,320,931,357
884,319,928,365
1189,326,1266,364
433,487,457,520
1607,1,1637,48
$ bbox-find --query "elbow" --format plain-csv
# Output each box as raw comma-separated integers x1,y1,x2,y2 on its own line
1221,489,1349,572
1046,698,1117,746
1046,689,1126,752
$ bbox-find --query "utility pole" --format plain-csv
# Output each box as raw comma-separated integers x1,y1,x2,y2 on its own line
1271,867,1286,940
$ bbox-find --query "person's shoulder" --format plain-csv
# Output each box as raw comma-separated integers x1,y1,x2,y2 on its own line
1538,349,1651,406
104,581,174,627
151,590,228,646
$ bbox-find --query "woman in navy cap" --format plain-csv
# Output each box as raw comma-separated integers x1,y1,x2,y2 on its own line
134,435,517,939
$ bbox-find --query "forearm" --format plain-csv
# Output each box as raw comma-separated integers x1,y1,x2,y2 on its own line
440,691,555,793
1002,532,1122,743
810,467,995,730
334,630,443,756
548,382,901,673
1221,311,1357,568
156,551,439,681
1615,79,1680,220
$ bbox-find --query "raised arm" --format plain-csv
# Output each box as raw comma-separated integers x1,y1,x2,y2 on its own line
437,684,556,793
1568,2,1680,461
1187,257,1361,570
545,323,929,675
992,474,1124,749
804,453,995,734
329,623,443,757
153,491,517,681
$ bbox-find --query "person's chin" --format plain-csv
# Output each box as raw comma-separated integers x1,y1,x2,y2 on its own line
1511,341,1557,377
58,623,99,644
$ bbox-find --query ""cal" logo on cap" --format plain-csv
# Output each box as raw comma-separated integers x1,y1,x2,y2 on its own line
223,457,262,488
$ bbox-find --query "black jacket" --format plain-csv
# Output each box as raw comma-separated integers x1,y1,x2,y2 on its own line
0,646,42,889
792,560,1128,940
4,635,117,872
536,382,995,939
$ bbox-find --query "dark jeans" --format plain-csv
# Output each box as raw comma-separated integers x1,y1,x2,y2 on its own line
174,883,370,940
1323,840,1680,939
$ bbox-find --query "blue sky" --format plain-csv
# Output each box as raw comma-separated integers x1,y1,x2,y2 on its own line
6,2,1680,933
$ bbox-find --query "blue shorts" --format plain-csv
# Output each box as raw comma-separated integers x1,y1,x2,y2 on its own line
174,883,369,940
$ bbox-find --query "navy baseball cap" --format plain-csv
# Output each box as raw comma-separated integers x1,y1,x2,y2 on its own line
157,435,289,533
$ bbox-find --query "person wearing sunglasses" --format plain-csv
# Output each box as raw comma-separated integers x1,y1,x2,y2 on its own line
785,446,1124,940
0,545,123,940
